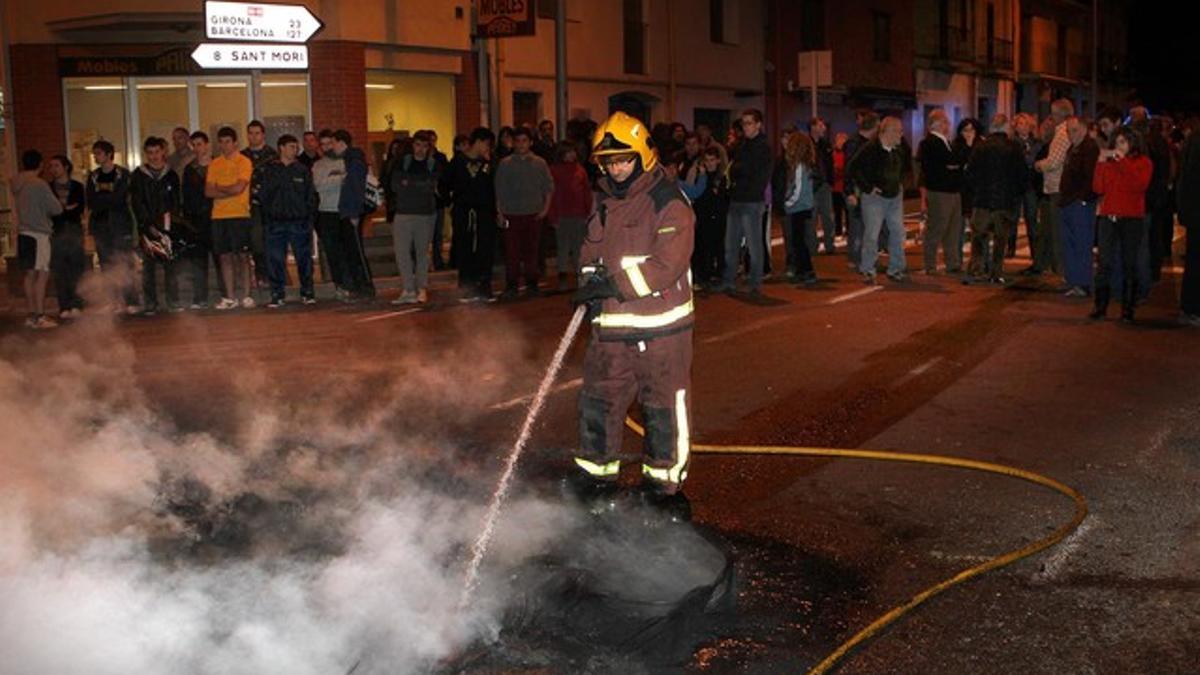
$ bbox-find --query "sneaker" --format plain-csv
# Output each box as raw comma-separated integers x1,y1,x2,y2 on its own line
416,288,428,304
188,303,206,311
140,307,158,317
32,314,59,330
334,287,350,302
266,297,285,309
801,272,819,286
1064,286,1089,298
989,276,1008,286
24,315,38,328
1177,313,1200,326
923,267,938,276
214,297,238,310
58,309,74,321
392,292,418,305
241,296,257,309
862,272,877,286
125,305,143,316
301,295,317,305
169,305,186,313
887,271,907,283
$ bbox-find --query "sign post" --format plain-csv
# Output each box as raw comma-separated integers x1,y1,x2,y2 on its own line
194,1,324,70
797,50,832,120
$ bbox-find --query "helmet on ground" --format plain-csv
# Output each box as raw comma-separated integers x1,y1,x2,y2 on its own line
591,111,657,171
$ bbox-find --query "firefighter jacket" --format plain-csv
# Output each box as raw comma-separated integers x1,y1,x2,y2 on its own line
581,167,695,342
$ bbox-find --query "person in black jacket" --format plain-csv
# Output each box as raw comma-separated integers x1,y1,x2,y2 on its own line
847,116,912,283
810,117,837,254
964,116,1028,284
1145,118,1174,282
388,130,441,305
843,111,880,269
719,108,773,296
440,127,498,301
917,109,965,274
46,155,86,318
683,145,729,287
130,136,182,315
259,134,318,307
87,140,139,312
1177,119,1200,326
182,131,217,308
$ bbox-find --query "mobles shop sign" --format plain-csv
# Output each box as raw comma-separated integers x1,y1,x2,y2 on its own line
478,0,536,38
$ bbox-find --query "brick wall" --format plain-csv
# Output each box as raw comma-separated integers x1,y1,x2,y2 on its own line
455,52,482,135
9,44,65,157
309,41,367,145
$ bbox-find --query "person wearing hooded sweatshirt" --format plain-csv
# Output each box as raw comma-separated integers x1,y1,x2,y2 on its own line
13,150,63,329
130,136,182,315
568,111,696,509
46,154,86,318
87,139,139,312
332,129,376,300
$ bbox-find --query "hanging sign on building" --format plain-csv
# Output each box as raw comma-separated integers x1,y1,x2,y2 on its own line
191,43,310,69
477,0,537,38
204,1,323,43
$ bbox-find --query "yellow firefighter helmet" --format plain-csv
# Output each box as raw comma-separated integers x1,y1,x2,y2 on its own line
591,111,658,172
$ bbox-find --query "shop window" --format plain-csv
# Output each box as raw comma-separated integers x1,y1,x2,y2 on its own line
136,79,188,147
64,78,130,175
364,71,455,141
198,79,251,147
259,74,309,145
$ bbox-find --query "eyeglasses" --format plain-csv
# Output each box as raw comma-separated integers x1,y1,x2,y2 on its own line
598,154,636,168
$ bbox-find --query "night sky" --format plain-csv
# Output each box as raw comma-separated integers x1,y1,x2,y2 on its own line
1128,13,1200,114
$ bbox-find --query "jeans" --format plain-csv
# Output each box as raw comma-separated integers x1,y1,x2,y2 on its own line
51,226,86,311
316,212,347,289
813,184,836,252
924,190,963,271
1182,222,1200,315
846,201,865,267
142,254,179,310
968,208,1014,278
788,210,815,276
1059,201,1096,289
859,193,906,276
723,201,766,290
1034,196,1063,274
1095,215,1147,309
503,214,542,290
1011,188,1039,259
339,217,375,297
266,219,314,299
392,213,436,293
555,216,586,276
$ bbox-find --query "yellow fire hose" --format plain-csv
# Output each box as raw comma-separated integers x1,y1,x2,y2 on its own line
624,418,1089,675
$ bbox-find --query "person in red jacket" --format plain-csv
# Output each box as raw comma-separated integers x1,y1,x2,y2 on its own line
1091,126,1153,322
568,111,696,513
547,141,594,290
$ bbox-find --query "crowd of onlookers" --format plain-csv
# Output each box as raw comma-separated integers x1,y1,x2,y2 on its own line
9,99,1200,328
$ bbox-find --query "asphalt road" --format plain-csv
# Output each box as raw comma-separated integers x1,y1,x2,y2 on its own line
4,228,1197,674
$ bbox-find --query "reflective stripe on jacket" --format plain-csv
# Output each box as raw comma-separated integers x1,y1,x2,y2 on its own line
581,167,695,342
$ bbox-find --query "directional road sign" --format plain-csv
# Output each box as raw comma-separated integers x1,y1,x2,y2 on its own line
205,1,323,43
191,43,310,69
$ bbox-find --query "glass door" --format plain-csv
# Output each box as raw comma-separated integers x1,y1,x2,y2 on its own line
197,77,253,148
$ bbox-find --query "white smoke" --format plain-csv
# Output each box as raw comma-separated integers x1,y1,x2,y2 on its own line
0,311,580,675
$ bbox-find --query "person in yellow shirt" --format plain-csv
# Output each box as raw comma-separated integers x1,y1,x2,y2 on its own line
205,126,255,309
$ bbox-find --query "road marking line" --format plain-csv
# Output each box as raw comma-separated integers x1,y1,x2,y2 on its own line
1033,516,1096,583
909,356,943,376
489,377,583,411
703,315,792,344
353,308,422,323
827,286,882,305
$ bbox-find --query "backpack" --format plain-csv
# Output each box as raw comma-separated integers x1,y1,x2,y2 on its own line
363,168,384,214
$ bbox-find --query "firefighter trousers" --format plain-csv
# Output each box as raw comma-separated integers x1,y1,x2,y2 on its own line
576,329,693,491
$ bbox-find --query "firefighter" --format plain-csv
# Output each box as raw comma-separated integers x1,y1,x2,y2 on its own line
569,111,696,510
